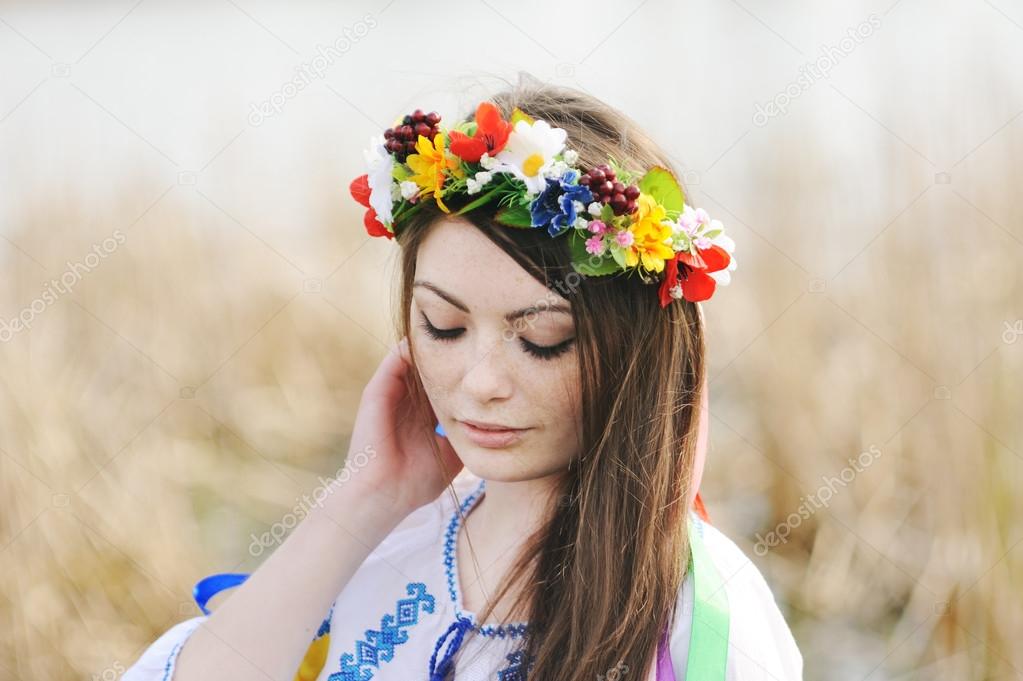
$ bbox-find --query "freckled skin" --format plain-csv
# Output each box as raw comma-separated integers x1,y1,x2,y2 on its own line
410,216,582,482
410,216,585,623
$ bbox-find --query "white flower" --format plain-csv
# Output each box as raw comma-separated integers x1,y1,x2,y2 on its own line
587,202,603,217
492,119,567,194
573,215,589,229
479,152,497,170
466,171,495,196
707,232,737,286
563,149,579,165
364,135,395,226
711,230,734,252
399,181,419,200
544,160,570,179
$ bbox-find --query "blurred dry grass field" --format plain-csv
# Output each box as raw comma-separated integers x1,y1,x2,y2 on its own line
1,1,1022,680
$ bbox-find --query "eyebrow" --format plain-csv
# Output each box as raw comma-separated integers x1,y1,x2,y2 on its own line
413,280,572,322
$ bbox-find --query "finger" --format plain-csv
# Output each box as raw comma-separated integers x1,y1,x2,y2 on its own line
363,341,411,403
396,336,411,364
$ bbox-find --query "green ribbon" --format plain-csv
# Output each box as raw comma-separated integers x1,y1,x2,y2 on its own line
684,515,730,680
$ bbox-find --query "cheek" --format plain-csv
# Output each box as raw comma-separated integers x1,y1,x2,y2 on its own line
532,360,582,428
410,333,460,397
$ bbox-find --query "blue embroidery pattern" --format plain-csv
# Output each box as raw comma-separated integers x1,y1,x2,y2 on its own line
317,604,334,638
443,480,530,640
497,648,536,681
161,641,183,681
328,582,436,681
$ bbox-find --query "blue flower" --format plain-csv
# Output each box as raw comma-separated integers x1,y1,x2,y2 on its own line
529,169,593,237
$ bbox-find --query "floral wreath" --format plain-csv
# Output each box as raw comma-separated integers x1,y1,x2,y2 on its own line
349,101,736,306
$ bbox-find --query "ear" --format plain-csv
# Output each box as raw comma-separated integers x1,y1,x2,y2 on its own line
688,371,710,510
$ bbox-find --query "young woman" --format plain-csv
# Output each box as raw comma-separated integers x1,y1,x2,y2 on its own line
123,80,802,681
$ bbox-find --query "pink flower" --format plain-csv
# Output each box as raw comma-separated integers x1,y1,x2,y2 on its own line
585,235,606,255
587,219,607,235
679,206,698,235
615,230,635,248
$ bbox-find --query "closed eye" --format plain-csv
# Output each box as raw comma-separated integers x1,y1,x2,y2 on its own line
418,313,575,361
418,313,463,341
519,337,575,360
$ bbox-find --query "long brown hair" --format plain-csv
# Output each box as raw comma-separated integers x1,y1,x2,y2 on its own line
392,75,706,681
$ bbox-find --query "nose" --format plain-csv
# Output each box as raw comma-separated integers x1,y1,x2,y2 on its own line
460,334,514,403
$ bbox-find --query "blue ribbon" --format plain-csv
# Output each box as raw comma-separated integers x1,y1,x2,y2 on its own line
193,572,250,615
428,615,473,681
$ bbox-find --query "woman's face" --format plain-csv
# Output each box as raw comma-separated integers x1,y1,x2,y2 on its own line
410,216,582,482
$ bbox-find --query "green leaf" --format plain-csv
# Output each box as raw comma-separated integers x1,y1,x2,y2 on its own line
392,165,411,182
494,203,534,228
638,166,685,213
568,231,620,275
600,203,615,223
455,186,501,215
606,155,638,185
392,200,422,226
510,108,534,127
610,245,628,269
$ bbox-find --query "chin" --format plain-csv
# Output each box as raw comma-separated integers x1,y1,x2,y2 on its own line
452,441,573,484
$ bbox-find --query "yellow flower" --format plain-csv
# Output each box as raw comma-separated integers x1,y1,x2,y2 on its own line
624,193,675,272
406,133,463,213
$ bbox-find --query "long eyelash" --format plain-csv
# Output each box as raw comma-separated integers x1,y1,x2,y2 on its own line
419,312,575,360
418,313,462,341
520,337,576,361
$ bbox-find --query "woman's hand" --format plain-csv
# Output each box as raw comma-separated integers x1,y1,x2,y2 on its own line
337,336,463,517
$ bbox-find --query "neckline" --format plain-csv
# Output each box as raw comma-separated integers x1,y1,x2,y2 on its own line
442,478,530,639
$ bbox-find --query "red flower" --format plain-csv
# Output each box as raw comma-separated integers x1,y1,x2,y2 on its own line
350,173,372,207
658,245,731,306
349,174,393,240
448,102,514,163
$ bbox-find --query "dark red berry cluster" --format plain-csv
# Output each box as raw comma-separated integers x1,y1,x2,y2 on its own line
578,164,641,216
383,109,442,162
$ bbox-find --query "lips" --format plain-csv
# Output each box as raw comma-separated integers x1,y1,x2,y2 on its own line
462,419,520,431
458,419,530,448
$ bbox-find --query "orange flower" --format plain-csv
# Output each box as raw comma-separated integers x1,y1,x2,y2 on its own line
448,102,514,162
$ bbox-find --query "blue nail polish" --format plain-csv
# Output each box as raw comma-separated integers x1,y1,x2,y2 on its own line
435,422,447,437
